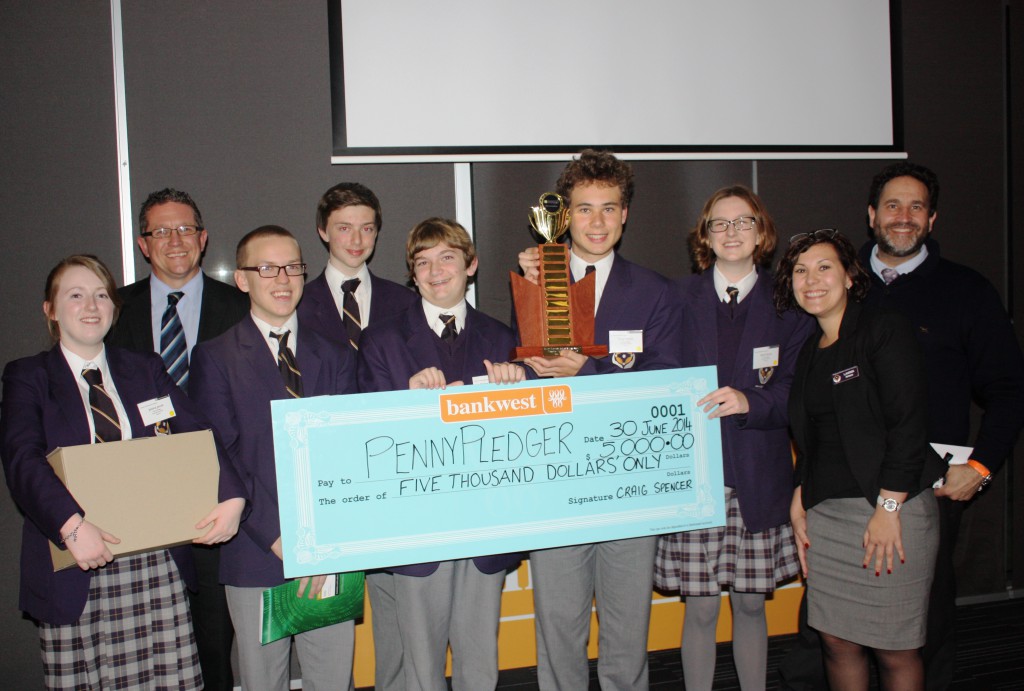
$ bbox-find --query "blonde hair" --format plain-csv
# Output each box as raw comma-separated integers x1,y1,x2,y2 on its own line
43,255,122,342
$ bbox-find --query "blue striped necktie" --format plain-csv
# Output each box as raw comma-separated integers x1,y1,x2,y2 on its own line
160,291,188,390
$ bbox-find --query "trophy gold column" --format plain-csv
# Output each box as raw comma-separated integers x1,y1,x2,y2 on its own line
510,192,609,361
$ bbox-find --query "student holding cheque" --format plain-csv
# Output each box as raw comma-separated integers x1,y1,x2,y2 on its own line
655,187,811,691
357,218,525,691
190,227,359,691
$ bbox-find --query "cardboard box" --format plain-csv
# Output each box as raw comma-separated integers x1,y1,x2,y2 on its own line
48,430,219,571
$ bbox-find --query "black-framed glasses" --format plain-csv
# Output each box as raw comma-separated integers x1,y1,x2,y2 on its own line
708,216,757,233
239,263,307,278
789,228,839,243
140,225,203,239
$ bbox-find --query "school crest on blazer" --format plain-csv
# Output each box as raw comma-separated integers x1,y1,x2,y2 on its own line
612,352,636,369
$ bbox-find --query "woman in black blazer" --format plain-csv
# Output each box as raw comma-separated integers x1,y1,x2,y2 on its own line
774,230,941,690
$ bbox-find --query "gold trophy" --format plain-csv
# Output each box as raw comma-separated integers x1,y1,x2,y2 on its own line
510,192,609,361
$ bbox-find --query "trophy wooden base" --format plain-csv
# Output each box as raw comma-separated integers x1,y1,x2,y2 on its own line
510,242,607,363
510,343,609,361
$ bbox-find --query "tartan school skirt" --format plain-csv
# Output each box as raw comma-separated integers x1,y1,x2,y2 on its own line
655,487,800,596
39,549,202,690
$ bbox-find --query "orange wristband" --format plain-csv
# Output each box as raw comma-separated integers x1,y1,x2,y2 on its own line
966,459,991,478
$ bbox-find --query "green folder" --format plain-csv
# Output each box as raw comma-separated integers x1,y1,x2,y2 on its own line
260,571,364,644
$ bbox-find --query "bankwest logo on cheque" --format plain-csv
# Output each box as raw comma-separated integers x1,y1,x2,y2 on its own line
440,385,572,422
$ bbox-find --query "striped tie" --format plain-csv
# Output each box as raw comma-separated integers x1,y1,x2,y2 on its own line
439,313,458,344
341,278,362,350
160,291,188,390
726,285,739,317
270,331,303,398
81,368,122,442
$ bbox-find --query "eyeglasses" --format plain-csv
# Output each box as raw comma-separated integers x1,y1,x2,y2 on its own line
708,216,757,233
238,263,307,278
140,225,203,239
789,228,839,243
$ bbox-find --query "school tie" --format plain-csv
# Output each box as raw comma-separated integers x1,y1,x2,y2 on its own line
341,278,362,349
726,285,739,316
439,313,458,344
881,268,900,285
81,368,122,443
269,331,303,398
160,291,189,390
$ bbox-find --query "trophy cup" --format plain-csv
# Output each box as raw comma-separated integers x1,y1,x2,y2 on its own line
510,192,609,361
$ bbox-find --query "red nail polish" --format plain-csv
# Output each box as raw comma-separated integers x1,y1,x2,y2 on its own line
900,559,905,564
805,543,810,549
875,571,880,577
887,569,892,574
862,564,867,569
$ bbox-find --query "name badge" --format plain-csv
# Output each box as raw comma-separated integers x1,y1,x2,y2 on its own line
609,330,643,353
138,396,176,427
831,366,860,384
752,345,780,369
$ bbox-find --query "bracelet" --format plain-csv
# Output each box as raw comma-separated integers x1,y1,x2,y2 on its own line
60,517,85,545
966,459,991,477
967,459,993,491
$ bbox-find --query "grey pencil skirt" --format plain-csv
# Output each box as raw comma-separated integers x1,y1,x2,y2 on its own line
805,491,939,650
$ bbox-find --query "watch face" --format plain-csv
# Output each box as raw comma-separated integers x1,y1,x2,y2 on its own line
882,498,900,512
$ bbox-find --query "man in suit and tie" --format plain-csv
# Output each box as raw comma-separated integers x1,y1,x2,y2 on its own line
517,150,682,690
297,182,417,691
106,188,248,690
190,226,359,691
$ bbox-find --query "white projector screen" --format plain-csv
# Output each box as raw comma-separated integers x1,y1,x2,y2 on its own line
329,0,900,161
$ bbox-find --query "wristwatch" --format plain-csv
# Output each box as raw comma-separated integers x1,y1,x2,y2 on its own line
876,495,902,513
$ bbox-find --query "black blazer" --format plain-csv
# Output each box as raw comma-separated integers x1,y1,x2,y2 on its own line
789,301,944,508
107,273,249,352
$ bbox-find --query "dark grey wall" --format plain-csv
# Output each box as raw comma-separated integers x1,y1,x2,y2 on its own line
2,0,1021,686
1,4,123,685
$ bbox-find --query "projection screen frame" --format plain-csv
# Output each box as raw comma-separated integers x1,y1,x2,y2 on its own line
328,0,904,164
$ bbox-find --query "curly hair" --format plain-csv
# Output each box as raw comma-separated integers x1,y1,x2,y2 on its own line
555,149,634,208
773,230,870,313
867,161,940,213
688,185,778,273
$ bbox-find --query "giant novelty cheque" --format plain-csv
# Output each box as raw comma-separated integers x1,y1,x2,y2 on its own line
272,367,726,577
